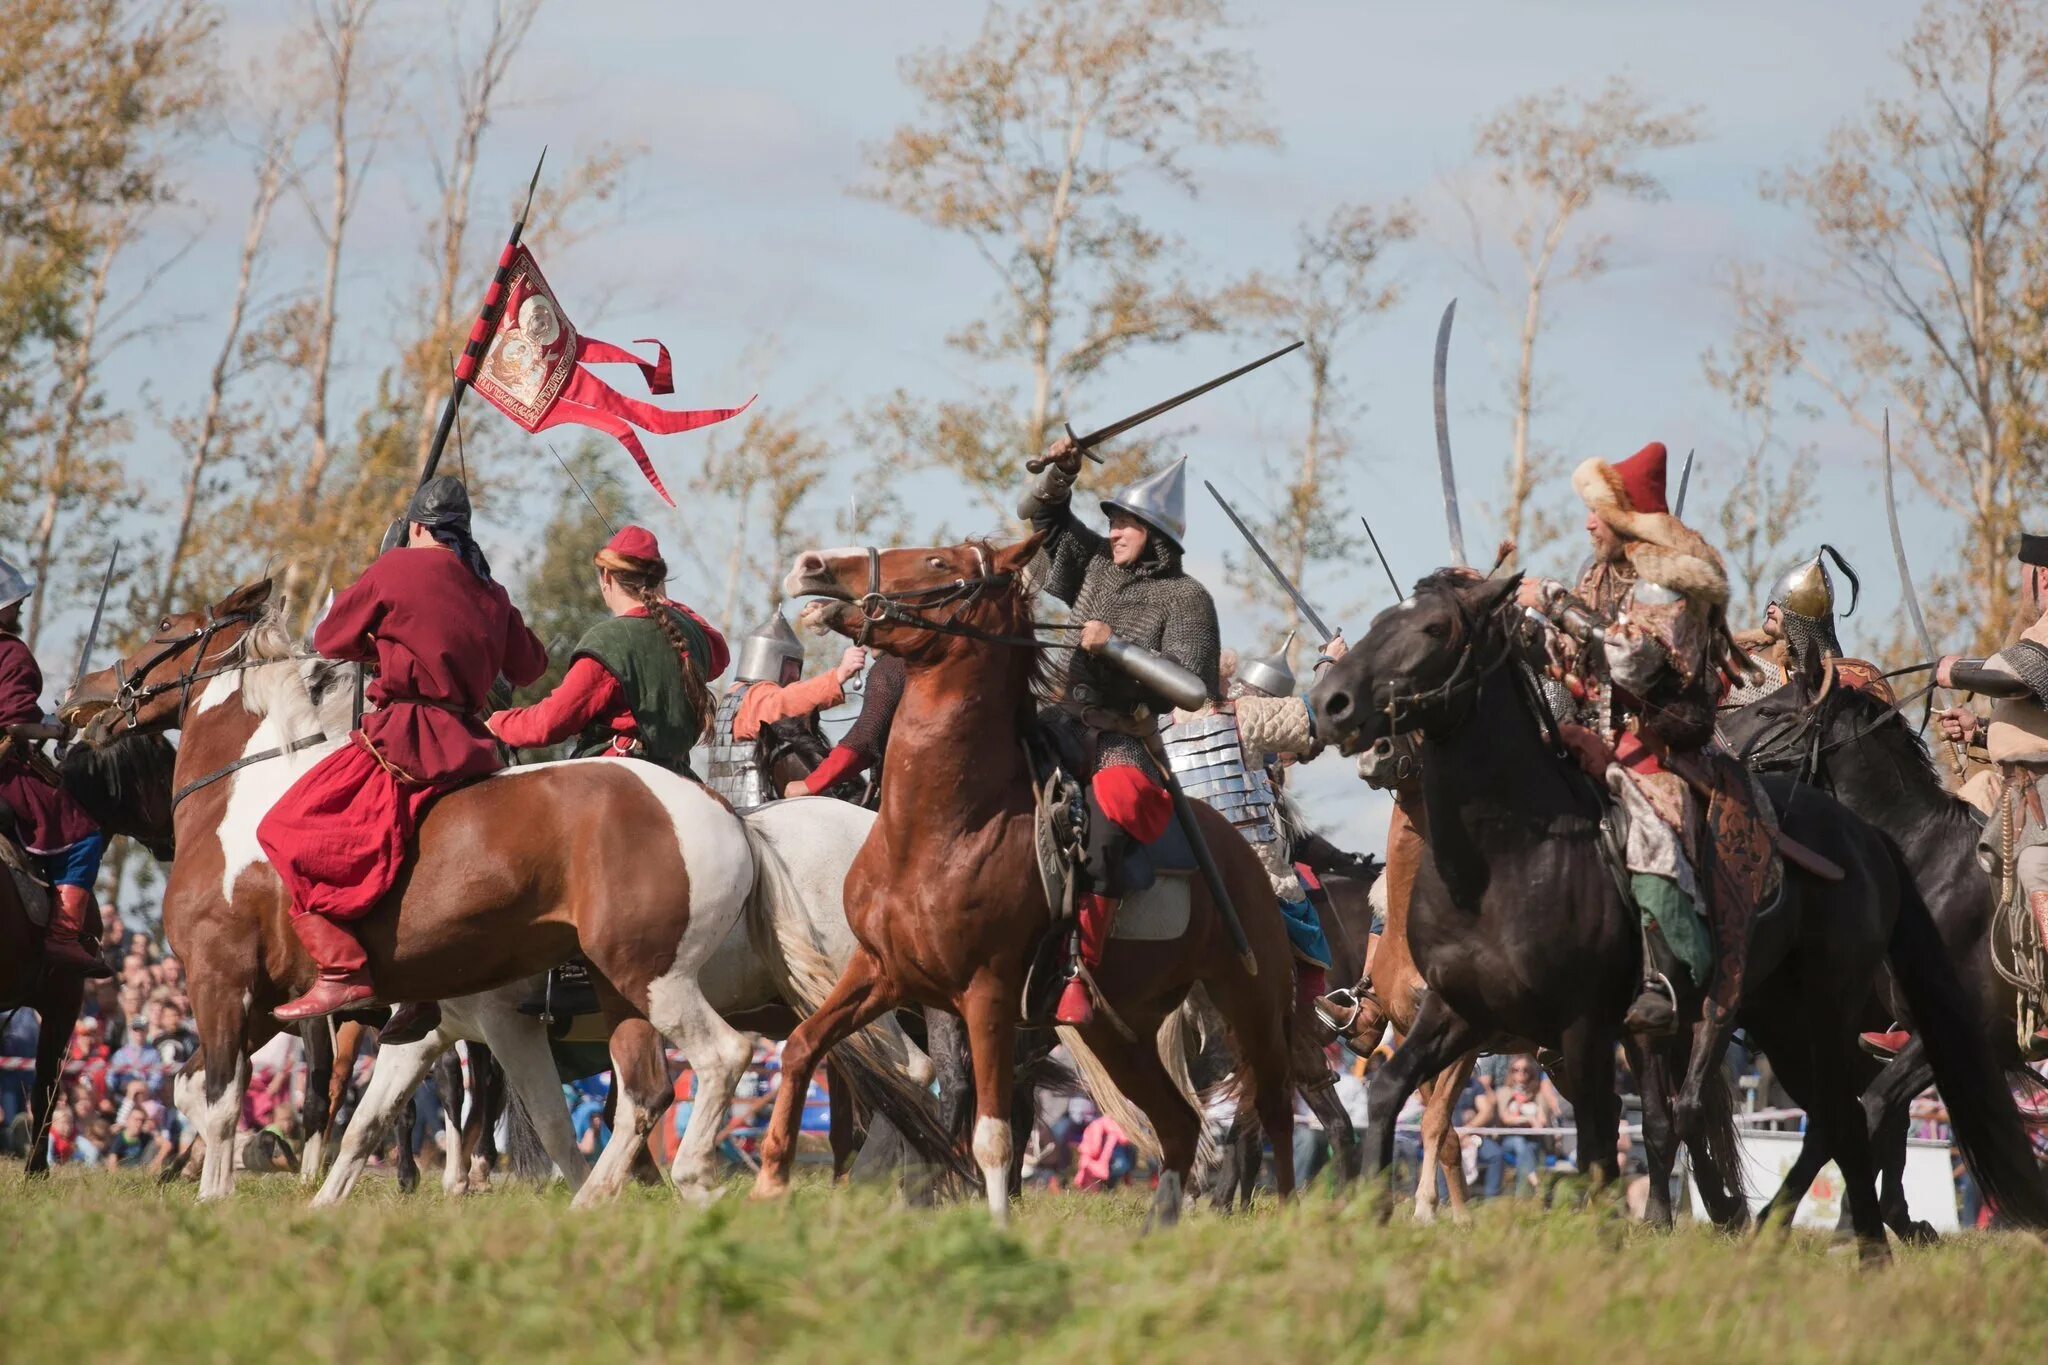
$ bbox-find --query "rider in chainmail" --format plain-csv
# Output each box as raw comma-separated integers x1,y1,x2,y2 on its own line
1021,435,1221,1026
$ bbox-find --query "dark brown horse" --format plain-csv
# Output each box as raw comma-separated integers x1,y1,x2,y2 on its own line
751,536,1302,1225
2,732,177,1176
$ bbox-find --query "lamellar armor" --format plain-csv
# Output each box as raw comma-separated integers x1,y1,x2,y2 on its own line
1159,711,1277,845
706,686,774,811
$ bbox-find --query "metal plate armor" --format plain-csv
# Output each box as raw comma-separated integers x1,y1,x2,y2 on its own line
705,686,774,811
1160,710,1277,845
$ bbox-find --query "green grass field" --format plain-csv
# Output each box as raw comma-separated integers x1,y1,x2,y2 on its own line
5,1169,2046,1363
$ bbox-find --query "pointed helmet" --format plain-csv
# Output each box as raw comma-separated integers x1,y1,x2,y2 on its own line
0,556,33,612
1770,545,1859,623
734,609,804,684
1235,631,1297,698
1099,455,1188,550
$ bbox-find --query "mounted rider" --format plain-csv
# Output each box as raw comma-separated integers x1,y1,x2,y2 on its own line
0,557,111,979
1517,441,1779,1039
1725,546,1893,709
259,477,549,1023
786,645,907,803
488,525,728,772
1163,635,1345,1010
1021,436,1221,1027
1931,531,2048,1050
704,610,866,812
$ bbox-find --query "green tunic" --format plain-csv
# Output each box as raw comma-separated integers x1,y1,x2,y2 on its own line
570,607,712,776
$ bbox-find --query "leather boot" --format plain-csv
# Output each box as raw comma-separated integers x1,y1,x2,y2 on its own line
1313,983,1367,1040
379,1003,442,1047
1623,923,1682,1037
274,913,375,1022
43,884,113,979
1056,892,1118,1027
1296,963,1328,1017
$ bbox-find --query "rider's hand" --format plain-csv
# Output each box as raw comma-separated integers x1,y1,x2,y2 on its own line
1514,578,1550,612
1079,619,1113,654
1029,433,1085,476
1318,633,1347,666
1936,707,1979,745
834,646,868,683
1935,653,1960,689
783,779,811,799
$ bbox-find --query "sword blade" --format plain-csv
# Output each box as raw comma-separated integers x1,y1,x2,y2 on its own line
1433,300,1467,566
1883,411,1964,773
68,540,120,701
1674,447,1696,518
1073,341,1303,458
1360,516,1402,599
1203,481,1334,642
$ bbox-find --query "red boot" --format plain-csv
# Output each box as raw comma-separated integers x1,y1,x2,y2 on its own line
1296,963,1328,1017
274,912,375,1022
1056,892,1118,1027
43,884,112,980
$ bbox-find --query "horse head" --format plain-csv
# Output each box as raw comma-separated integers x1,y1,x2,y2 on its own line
61,578,279,745
783,535,1045,663
1308,569,1522,754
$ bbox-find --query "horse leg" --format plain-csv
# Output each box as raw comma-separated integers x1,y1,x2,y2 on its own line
311,1036,449,1207
1073,1014,1200,1229
825,1058,857,1181
646,977,754,1202
26,973,83,1178
1868,1090,1919,1243
190,971,254,1202
325,1020,365,1168
477,1002,589,1193
753,949,900,1200
1300,1073,1358,1191
1623,1037,1677,1229
1422,1052,1478,1223
1204,963,1299,1203
574,1018,671,1208
1863,1041,1937,1243
435,1045,468,1196
1411,1073,1441,1221
1361,994,1480,1218
1558,1018,1621,1204
960,983,1024,1225
1805,1035,1892,1264
297,1020,334,1183
464,1044,504,1193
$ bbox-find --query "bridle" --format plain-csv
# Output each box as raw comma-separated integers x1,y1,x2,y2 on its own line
1372,583,1521,738
1729,668,1938,783
102,606,338,810
852,544,1069,650
110,609,263,732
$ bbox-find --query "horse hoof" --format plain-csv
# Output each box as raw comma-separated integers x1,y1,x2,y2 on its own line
674,1179,725,1209
1412,1201,1437,1226
1143,1171,1184,1233
1905,1221,1939,1246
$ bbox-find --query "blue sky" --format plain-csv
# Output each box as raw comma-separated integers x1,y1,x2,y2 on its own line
81,0,1951,850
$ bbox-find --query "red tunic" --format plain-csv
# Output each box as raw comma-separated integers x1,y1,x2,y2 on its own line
0,633,95,854
256,548,547,924
486,603,731,755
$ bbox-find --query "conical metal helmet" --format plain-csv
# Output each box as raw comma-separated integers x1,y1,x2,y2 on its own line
734,609,803,683
0,556,33,613
1236,631,1297,698
1770,545,1859,623
1100,455,1188,550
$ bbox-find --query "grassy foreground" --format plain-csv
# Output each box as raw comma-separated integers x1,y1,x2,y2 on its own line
5,1169,2047,1363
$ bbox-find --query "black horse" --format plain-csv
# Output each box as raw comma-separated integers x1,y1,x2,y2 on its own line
1307,571,2048,1255
1720,660,2041,1237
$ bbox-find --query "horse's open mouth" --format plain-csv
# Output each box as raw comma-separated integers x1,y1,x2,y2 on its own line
797,598,861,639
782,548,863,602
58,697,112,730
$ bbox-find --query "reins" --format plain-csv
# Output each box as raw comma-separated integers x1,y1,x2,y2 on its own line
852,544,1080,650
1373,585,1521,737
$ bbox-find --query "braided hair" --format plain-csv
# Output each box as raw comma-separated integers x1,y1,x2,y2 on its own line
596,550,715,741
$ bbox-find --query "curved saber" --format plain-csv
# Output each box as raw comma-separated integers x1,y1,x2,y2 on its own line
1203,481,1334,642
1433,300,1467,566
1673,448,1696,518
1883,411,1965,774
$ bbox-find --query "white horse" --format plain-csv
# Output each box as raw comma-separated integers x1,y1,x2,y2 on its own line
310,796,940,1206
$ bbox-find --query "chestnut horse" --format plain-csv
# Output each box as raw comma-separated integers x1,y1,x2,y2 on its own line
65,579,762,1205
752,537,1301,1225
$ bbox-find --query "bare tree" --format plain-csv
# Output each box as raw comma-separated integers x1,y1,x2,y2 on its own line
1740,0,2048,651
859,0,1277,522
160,129,295,615
690,409,835,625
1221,202,1414,656
1460,77,1702,555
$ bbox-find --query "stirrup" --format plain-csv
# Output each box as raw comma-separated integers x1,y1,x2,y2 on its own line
1313,987,1363,1035
1622,972,1679,1037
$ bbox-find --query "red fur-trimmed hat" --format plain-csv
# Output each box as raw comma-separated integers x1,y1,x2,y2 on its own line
595,524,664,573
1572,441,1729,605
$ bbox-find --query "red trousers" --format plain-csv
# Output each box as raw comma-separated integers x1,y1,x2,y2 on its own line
1091,764,1172,845
255,738,445,926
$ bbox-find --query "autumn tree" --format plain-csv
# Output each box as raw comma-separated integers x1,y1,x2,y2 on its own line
859,0,1276,523
690,409,836,626
1460,77,1701,556
1219,202,1414,658
1731,0,2048,652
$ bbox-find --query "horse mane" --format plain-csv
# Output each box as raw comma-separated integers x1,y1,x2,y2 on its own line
1830,682,1945,786
961,538,1055,717
232,597,360,745
60,732,178,858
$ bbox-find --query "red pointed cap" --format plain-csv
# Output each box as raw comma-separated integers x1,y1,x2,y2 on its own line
1612,442,1669,515
599,524,662,564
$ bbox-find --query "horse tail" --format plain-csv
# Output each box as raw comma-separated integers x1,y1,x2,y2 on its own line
1886,849,2048,1228
1056,995,1222,1171
1678,1037,1750,1221
738,818,971,1185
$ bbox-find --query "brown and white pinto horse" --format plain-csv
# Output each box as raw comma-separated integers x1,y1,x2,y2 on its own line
752,537,1301,1224
64,579,760,1205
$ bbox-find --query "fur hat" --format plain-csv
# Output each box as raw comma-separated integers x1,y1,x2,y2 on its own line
1572,442,1730,607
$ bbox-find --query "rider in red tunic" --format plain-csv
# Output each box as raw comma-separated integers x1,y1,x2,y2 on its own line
260,478,548,1022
